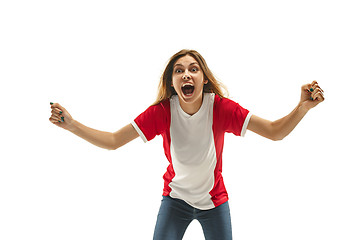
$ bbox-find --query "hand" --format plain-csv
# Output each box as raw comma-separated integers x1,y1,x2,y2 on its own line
300,81,325,110
49,102,75,131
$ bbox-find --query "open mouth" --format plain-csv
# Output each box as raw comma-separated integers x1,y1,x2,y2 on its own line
181,83,195,96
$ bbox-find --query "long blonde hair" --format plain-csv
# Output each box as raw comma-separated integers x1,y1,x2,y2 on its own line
153,49,228,105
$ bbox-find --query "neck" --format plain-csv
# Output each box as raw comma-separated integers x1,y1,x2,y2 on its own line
179,94,204,115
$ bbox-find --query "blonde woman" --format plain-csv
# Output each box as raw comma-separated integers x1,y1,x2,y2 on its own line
49,49,324,240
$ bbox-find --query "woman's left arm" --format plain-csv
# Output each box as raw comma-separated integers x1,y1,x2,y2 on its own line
247,81,325,141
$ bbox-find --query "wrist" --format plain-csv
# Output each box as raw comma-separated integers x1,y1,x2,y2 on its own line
67,119,78,133
298,101,310,114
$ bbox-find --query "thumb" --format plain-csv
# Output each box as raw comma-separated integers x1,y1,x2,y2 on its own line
50,102,65,112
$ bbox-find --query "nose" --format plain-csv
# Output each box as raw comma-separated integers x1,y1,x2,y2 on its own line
182,71,191,80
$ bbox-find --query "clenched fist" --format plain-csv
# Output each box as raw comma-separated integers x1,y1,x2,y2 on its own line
49,102,75,131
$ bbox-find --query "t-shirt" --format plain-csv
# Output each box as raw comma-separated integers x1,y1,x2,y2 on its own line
131,93,252,210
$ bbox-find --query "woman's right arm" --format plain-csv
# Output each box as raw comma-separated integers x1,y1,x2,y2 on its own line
49,103,139,150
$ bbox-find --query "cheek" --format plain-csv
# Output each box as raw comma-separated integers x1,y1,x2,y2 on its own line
171,82,181,94
172,77,181,88
195,79,206,90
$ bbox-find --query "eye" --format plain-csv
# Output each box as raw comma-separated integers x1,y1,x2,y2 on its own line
175,68,183,73
191,67,199,72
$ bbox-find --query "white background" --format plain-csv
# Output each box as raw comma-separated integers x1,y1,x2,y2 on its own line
1,0,359,239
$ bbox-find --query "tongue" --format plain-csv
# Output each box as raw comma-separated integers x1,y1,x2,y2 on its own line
182,86,194,95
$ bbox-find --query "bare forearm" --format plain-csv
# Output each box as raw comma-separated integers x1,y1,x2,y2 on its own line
69,120,115,150
247,81,324,141
271,102,309,140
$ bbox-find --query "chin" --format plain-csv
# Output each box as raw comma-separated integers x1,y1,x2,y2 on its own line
179,91,203,104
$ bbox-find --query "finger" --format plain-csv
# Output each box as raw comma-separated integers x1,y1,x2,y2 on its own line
303,84,312,93
56,114,65,122
49,118,61,124
51,113,65,122
50,103,64,112
311,86,325,99
51,108,63,115
316,85,324,93
311,81,324,93
50,115,62,122
50,111,65,121
305,82,315,92
307,83,317,92
312,91,325,101
49,117,62,124
307,85,324,96
50,103,66,118
311,87,322,96
50,102,57,108
310,88,321,100
310,83,324,93
306,81,317,92
311,80,318,86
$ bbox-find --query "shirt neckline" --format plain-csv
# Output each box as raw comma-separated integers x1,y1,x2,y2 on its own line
173,93,211,119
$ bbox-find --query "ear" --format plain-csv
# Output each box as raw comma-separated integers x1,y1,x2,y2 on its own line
204,79,208,84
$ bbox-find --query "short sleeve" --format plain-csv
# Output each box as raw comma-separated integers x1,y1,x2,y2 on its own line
131,100,170,143
214,95,252,137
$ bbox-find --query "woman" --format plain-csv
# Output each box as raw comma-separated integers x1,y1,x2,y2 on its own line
49,49,324,239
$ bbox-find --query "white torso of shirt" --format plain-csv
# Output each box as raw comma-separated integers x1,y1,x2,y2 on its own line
168,93,217,209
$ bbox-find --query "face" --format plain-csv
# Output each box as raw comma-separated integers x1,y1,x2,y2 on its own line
171,55,208,113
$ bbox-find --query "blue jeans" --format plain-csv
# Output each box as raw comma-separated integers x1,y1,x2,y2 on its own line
153,196,232,240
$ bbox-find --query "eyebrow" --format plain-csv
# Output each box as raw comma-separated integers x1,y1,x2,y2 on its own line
174,62,199,67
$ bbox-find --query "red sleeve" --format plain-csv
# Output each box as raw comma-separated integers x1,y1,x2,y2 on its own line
214,95,252,137
131,99,170,142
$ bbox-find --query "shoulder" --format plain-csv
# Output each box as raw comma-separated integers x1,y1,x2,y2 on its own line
134,98,171,140
135,98,171,123
214,94,239,111
150,98,171,113
214,94,250,118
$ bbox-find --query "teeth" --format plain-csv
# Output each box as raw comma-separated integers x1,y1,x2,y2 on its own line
182,83,194,87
